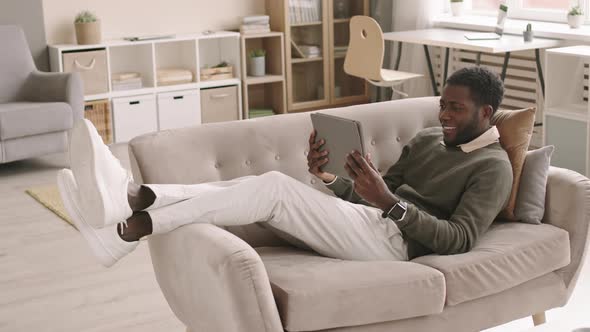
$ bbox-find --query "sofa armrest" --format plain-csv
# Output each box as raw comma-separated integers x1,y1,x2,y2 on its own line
22,71,84,123
147,223,283,332
544,166,590,300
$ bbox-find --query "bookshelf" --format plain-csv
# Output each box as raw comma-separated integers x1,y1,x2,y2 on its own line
267,0,369,112
240,32,287,119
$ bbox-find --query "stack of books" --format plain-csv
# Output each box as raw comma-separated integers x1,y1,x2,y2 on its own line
249,108,275,118
112,72,142,91
299,45,321,58
240,15,271,35
289,0,321,24
334,45,348,57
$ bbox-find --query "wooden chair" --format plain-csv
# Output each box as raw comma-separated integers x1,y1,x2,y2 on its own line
344,16,422,98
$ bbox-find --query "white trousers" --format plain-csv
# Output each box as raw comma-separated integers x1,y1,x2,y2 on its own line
144,171,408,261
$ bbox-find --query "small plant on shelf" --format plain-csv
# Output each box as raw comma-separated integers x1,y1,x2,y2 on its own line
74,10,98,23
212,61,230,68
248,49,267,58
568,5,584,28
568,5,583,16
248,49,266,77
74,10,101,45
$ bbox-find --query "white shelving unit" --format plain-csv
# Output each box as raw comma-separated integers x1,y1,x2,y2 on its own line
544,46,590,176
49,31,242,143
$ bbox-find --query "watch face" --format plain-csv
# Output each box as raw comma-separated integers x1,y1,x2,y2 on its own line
389,203,406,220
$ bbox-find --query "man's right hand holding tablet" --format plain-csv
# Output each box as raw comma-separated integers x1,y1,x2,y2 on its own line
307,130,336,183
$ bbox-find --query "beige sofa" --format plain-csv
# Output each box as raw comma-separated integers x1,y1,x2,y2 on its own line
128,97,590,332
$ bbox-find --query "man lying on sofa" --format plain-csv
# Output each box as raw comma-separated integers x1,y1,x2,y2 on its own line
57,66,512,267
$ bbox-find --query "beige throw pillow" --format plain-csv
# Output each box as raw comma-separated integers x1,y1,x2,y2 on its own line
491,107,536,220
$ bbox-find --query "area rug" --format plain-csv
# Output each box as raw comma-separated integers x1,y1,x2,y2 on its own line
25,185,76,230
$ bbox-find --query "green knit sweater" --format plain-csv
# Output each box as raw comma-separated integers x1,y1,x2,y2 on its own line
326,127,513,259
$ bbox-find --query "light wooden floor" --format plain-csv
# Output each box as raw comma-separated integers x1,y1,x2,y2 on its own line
0,145,184,332
0,145,588,332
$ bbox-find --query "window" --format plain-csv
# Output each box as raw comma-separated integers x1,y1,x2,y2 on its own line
470,0,585,23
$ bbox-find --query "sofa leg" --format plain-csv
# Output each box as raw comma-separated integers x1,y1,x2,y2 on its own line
532,312,546,326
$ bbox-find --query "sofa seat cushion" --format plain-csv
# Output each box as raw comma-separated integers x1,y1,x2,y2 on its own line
412,222,570,306
0,102,73,140
257,247,446,331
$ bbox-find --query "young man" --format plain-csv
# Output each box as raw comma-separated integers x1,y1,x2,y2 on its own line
58,67,512,267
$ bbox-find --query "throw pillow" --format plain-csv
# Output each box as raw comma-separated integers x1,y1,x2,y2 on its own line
491,107,536,220
514,145,555,224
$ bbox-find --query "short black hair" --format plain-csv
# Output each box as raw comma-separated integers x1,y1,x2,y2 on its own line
445,66,504,113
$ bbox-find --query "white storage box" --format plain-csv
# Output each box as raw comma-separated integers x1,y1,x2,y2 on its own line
112,94,158,143
157,89,201,130
62,49,109,95
200,85,240,123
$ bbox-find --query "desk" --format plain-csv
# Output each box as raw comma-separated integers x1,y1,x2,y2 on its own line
382,28,563,96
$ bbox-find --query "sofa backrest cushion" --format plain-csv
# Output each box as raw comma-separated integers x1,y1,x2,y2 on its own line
129,97,441,245
0,26,35,103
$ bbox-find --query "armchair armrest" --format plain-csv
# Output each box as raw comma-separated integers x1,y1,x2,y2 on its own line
544,166,590,300
147,223,283,332
22,71,84,123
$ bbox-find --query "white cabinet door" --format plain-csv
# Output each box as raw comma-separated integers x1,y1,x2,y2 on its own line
112,94,158,143
157,89,201,130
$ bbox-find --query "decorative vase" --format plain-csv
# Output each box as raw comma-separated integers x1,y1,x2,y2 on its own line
450,2,464,16
523,30,533,42
248,56,266,77
567,15,583,28
75,21,102,45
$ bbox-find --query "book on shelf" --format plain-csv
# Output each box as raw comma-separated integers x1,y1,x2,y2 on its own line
240,27,271,35
243,15,270,25
333,45,348,57
291,40,321,59
289,0,321,25
241,15,271,34
249,108,275,118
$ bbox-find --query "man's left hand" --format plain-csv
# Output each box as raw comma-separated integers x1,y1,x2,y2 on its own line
344,151,397,210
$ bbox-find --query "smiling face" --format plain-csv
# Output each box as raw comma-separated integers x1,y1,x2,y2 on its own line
439,84,493,147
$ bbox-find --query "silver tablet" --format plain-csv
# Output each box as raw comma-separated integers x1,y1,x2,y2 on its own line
310,112,365,179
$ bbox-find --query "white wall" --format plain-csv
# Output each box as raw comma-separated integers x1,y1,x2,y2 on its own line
0,0,49,70
42,0,266,44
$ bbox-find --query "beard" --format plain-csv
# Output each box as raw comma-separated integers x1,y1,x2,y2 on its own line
443,112,482,147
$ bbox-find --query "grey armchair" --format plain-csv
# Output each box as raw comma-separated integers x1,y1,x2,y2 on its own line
0,25,83,163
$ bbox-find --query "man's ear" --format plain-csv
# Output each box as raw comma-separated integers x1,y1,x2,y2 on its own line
481,105,494,120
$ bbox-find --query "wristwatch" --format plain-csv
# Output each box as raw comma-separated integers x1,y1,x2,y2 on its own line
382,200,408,221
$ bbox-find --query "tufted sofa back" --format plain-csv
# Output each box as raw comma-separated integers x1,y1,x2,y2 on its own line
129,97,441,246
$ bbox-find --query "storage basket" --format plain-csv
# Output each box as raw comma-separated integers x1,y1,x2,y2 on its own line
63,49,109,95
200,66,234,81
84,99,112,144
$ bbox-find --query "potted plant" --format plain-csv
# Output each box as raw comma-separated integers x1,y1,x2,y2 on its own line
567,5,584,29
74,10,102,45
248,49,266,77
450,0,464,17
